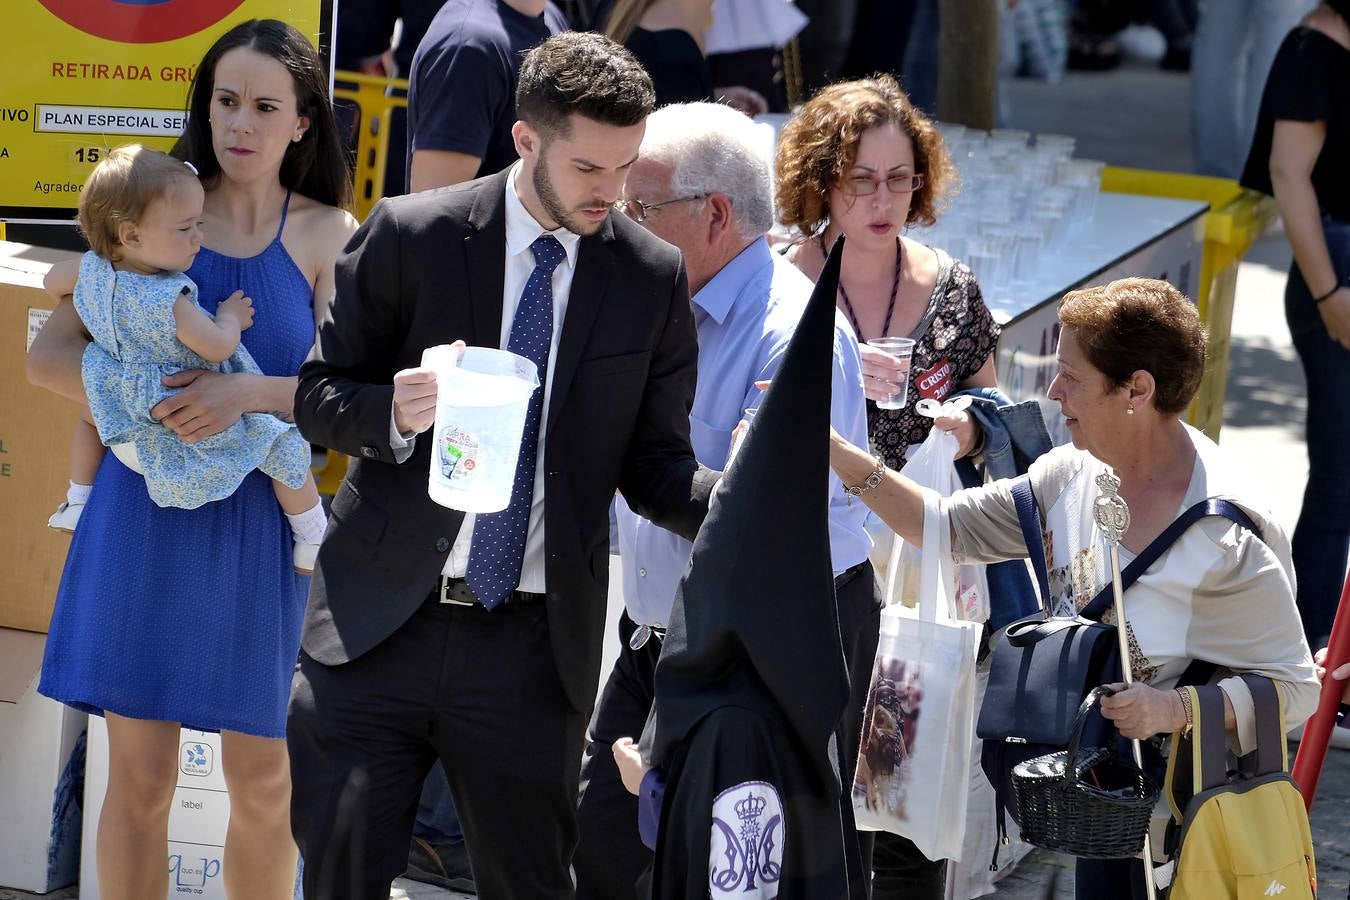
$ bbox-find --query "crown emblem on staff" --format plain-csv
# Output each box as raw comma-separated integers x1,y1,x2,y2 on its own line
735,793,767,821
1093,470,1130,542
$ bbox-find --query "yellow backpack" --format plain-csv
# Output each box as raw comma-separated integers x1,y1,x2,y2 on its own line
1163,675,1316,900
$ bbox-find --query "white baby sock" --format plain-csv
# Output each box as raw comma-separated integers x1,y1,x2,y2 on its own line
68,482,93,506
285,502,328,545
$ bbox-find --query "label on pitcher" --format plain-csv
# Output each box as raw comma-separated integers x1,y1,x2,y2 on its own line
437,425,481,483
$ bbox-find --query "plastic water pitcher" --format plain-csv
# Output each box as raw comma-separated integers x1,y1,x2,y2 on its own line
422,345,539,513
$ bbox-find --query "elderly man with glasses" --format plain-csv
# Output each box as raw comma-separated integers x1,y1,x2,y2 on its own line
573,101,877,900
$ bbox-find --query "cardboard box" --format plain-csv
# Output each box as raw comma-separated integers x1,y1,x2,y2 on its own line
82,717,233,900
0,628,85,894
0,241,82,632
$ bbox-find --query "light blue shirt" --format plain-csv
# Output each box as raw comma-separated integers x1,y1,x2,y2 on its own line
615,237,872,627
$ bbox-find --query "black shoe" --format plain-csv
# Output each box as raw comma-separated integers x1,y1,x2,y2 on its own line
405,836,477,893
1160,44,1192,72
1067,33,1122,71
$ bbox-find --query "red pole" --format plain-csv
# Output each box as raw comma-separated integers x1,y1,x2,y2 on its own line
1292,571,1350,810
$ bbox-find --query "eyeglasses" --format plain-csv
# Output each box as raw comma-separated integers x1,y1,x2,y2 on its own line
841,173,925,197
616,193,709,223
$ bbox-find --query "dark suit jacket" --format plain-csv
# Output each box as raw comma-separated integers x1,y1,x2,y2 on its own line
295,169,716,711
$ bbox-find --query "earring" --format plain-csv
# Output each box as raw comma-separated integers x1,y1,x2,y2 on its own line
1127,403,1135,416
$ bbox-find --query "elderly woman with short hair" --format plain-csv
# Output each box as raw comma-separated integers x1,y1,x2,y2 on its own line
830,277,1318,900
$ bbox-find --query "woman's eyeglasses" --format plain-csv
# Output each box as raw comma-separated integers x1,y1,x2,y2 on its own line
842,173,925,197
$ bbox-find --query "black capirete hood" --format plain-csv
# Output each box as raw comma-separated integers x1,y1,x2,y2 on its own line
646,235,852,793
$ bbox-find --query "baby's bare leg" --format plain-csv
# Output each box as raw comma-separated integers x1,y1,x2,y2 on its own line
70,408,106,485
52,408,104,529
272,471,320,516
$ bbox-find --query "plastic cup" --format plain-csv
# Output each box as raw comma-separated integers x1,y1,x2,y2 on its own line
866,337,916,410
1013,232,1043,283
1033,133,1076,162
422,345,539,513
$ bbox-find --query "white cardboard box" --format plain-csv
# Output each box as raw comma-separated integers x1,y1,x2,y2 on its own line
82,717,232,899
0,628,86,894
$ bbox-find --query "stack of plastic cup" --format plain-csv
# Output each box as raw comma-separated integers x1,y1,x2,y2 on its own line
902,122,1105,308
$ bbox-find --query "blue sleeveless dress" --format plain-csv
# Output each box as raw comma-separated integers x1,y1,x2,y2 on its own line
39,195,314,738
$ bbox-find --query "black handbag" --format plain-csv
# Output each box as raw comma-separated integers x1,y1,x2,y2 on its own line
976,475,1260,868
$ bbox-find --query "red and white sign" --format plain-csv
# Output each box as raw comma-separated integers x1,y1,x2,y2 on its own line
915,357,953,402
36,0,246,44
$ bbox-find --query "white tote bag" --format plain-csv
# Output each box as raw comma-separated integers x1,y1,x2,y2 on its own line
852,494,982,862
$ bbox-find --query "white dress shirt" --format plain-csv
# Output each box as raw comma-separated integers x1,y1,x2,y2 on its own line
390,161,581,592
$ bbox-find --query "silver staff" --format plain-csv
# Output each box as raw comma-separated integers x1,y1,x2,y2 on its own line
1092,469,1158,900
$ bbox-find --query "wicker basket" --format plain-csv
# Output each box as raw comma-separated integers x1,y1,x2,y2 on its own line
1011,687,1160,859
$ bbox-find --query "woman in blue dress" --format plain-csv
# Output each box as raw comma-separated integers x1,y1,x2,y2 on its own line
27,19,357,900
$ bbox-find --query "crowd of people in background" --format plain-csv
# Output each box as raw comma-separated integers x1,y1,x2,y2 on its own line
18,1,1350,899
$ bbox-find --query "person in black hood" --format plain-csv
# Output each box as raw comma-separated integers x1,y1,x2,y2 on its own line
614,237,860,899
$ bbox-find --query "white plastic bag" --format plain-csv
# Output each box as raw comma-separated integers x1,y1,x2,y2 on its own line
871,398,989,623
852,495,982,862
943,661,1036,899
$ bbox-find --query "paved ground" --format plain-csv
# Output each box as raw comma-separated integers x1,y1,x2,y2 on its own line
1004,58,1195,175
6,45,1347,900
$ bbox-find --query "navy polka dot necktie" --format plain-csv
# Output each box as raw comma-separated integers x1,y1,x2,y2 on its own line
466,234,566,609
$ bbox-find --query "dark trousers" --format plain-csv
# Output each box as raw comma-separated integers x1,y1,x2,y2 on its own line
573,562,882,900
1075,856,1146,900
574,613,661,900
837,563,884,899
288,596,587,900
414,764,463,846
1287,213,1350,647
870,831,947,899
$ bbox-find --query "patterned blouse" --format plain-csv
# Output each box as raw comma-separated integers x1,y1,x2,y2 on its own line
867,249,1000,470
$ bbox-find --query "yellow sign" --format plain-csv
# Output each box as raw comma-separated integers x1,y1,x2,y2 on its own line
0,0,333,222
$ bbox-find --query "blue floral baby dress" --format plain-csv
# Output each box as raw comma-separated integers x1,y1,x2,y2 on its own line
73,251,310,508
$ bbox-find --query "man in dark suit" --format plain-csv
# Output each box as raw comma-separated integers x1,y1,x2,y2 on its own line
287,32,715,900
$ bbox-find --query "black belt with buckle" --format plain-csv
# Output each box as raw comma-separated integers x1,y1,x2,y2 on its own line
834,560,868,590
430,576,547,608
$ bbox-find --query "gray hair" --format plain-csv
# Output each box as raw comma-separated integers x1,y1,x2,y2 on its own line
639,102,775,237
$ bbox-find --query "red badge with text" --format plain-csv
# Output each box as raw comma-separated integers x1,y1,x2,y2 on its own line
914,357,954,402
37,0,246,44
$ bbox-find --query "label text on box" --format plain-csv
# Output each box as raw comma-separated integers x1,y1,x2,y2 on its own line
36,105,187,137
28,308,52,353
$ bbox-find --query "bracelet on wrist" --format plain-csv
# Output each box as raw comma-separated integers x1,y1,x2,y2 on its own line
1313,283,1343,304
967,426,987,459
1174,687,1194,736
844,456,887,496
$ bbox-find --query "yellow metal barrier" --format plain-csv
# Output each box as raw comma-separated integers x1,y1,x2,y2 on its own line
227,73,414,496
1101,167,1278,441
333,70,409,223
313,444,351,496
315,71,410,493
